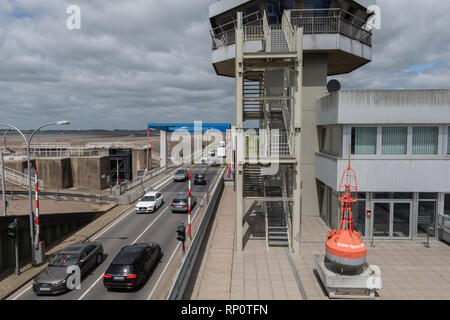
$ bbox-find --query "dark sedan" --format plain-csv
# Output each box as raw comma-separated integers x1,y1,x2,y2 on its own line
170,193,197,213
103,243,161,290
194,172,207,185
33,242,103,295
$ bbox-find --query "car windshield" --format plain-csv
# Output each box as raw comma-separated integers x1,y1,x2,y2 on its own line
173,198,186,204
49,253,79,267
141,195,155,202
107,264,133,275
195,174,204,178
176,170,185,174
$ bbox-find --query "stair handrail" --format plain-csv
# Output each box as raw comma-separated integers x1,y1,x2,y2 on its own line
263,10,271,52
1,165,44,190
282,169,293,251
263,188,269,250
282,10,296,51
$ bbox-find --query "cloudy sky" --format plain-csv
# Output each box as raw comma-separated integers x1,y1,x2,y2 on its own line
0,0,449,130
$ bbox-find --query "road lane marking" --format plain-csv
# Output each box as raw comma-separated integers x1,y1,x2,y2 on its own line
92,168,177,240
131,207,169,244
146,242,181,300
12,285,32,300
92,208,135,240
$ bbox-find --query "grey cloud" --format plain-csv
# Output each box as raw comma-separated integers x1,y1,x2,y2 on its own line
0,0,447,129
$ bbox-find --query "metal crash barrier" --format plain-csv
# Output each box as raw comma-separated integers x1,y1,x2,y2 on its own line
167,168,225,300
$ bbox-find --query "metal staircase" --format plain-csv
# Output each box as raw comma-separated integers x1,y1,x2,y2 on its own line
243,73,265,120
243,166,263,195
270,26,289,52
265,185,289,247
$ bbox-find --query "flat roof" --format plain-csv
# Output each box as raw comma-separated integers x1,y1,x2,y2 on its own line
317,89,450,125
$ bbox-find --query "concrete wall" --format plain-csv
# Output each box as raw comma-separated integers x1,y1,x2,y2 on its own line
0,211,104,274
300,53,328,217
4,159,30,174
36,158,72,189
70,156,110,191
132,148,151,180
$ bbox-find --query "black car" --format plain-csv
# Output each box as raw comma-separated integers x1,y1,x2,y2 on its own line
33,242,103,295
103,243,161,290
194,172,207,185
170,193,197,213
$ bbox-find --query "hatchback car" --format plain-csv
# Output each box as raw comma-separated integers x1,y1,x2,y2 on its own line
194,172,207,185
103,243,161,290
170,193,197,213
33,242,103,295
135,191,163,214
173,169,189,182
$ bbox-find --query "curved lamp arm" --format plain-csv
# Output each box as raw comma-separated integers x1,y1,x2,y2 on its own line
0,123,28,146
28,121,70,147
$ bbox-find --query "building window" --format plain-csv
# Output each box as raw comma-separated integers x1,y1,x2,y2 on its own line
318,182,329,222
351,127,377,155
353,200,366,237
318,126,342,156
330,191,339,230
417,193,437,237
382,127,407,155
412,127,438,155
445,194,450,216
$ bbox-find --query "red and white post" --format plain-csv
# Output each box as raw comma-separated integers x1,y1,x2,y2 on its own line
188,171,191,240
34,169,40,248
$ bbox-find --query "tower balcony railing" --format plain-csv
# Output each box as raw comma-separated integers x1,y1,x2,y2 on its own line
210,8,372,50
210,11,262,50
289,8,372,47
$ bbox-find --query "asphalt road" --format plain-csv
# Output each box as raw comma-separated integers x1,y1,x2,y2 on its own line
9,165,222,300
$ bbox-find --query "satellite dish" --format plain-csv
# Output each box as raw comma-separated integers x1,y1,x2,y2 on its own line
327,79,341,94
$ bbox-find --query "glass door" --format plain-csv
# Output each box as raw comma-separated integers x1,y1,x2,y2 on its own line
372,202,412,239
392,203,411,238
373,202,390,238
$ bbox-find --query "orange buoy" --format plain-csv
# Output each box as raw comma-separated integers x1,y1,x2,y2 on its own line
325,148,366,269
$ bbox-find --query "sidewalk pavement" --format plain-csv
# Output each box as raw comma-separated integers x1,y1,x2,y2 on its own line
188,188,450,300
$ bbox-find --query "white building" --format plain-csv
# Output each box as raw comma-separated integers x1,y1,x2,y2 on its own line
316,89,450,240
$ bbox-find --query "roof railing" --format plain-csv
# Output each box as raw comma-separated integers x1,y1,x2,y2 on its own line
210,8,372,49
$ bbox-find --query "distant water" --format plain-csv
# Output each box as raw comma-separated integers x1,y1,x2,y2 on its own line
2,130,154,141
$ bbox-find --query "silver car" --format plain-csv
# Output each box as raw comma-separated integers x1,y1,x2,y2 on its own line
170,193,197,213
173,169,189,182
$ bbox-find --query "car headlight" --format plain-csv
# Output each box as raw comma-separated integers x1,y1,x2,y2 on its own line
54,279,66,285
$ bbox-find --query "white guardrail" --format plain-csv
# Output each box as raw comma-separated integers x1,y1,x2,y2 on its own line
167,167,225,300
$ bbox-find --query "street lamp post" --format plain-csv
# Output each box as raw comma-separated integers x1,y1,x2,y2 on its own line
0,121,70,266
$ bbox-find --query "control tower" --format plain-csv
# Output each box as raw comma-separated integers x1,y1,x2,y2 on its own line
208,0,374,254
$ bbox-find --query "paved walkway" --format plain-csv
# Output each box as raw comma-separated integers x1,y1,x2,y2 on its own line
189,189,450,300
